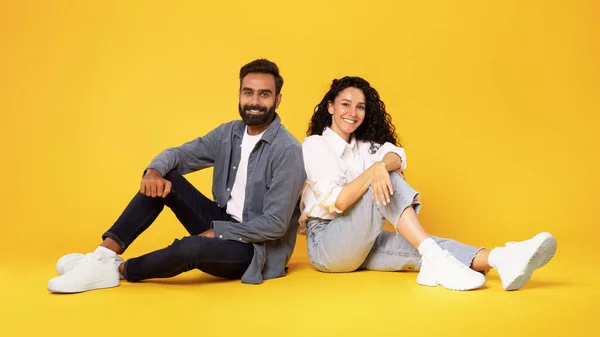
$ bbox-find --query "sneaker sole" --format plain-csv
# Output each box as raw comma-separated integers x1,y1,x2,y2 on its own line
417,278,486,291
504,232,557,291
417,271,486,291
47,278,120,294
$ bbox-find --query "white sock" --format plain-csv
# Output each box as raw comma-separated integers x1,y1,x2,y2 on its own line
418,238,444,259
94,246,117,258
116,260,125,278
488,247,504,269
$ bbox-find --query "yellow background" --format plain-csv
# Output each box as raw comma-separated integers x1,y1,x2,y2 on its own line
1,1,598,336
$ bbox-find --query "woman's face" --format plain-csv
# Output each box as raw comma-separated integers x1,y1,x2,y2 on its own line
328,87,366,142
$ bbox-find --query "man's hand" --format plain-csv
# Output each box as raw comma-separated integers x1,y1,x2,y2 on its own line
198,229,215,238
140,169,172,198
371,162,394,206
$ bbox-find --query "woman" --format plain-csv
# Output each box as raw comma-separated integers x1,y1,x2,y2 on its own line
300,76,556,291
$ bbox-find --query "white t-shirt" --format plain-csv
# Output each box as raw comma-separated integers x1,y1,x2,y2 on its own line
299,127,407,232
226,127,265,222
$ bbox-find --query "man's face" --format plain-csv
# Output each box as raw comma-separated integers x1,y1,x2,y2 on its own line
238,73,281,126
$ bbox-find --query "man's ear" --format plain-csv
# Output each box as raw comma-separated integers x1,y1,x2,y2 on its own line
276,93,282,108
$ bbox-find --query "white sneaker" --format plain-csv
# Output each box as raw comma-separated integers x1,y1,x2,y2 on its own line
56,253,125,279
494,232,557,291
47,251,120,293
417,250,486,291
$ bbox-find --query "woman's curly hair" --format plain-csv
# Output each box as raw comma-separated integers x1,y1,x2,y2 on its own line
306,76,400,153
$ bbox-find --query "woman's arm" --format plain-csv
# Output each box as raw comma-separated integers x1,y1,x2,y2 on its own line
381,152,403,172
334,152,403,212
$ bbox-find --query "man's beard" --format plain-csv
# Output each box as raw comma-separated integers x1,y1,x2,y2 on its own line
238,103,276,126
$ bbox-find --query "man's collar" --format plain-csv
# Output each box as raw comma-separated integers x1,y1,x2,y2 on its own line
233,114,281,144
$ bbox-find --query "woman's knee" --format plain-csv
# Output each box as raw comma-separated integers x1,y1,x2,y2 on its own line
389,171,408,188
389,172,418,197
386,172,422,215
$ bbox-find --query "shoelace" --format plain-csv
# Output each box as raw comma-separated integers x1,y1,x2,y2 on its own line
441,251,471,271
80,253,102,266
62,253,96,275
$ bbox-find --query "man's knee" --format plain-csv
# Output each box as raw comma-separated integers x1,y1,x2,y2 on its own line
167,236,207,261
163,170,189,191
163,170,184,182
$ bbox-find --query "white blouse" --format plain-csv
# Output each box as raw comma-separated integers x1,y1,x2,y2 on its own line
299,127,407,233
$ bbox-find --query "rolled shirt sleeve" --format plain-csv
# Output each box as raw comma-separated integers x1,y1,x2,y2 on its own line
373,142,407,171
302,137,346,214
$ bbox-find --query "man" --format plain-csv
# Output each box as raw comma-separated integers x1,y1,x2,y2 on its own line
48,59,306,293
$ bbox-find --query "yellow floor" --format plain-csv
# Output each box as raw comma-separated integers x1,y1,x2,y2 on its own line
0,236,597,337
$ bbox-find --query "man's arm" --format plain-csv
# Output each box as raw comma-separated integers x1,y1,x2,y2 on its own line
139,124,226,198
212,145,306,243
145,124,225,177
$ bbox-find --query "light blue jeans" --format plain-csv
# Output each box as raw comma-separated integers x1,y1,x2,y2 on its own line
306,173,482,273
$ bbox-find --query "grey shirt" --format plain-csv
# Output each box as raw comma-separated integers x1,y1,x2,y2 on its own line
145,114,306,284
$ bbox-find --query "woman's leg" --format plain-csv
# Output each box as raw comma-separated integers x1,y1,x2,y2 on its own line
471,249,491,271
360,171,556,290
360,231,485,272
306,169,426,272
487,232,557,290
306,187,391,273
376,172,486,290
306,170,485,289
363,170,489,271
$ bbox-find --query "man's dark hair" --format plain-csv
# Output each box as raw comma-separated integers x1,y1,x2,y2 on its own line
239,59,284,95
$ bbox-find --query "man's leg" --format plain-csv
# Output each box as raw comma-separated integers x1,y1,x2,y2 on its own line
102,171,226,253
120,236,254,282
48,171,228,293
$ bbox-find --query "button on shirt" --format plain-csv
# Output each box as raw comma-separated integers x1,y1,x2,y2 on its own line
299,127,407,232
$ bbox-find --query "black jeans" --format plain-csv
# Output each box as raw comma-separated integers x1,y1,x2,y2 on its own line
102,171,254,282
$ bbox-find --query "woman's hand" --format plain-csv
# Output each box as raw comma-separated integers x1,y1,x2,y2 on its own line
370,162,394,205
